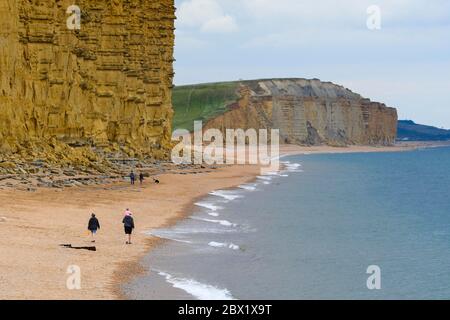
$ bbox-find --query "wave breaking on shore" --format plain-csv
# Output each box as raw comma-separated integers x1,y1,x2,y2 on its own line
157,271,236,300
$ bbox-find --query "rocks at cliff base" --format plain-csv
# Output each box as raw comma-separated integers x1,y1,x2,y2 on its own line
0,154,219,190
0,3,180,193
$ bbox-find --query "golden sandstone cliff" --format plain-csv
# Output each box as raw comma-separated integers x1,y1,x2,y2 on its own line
0,0,398,183
201,79,398,146
0,0,175,168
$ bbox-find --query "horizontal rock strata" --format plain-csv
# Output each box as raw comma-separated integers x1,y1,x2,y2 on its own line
0,0,175,164
203,79,398,146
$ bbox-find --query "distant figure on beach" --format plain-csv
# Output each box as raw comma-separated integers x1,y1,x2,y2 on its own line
130,171,135,185
122,209,135,245
153,177,160,184
139,172,144,185
87,213,100,243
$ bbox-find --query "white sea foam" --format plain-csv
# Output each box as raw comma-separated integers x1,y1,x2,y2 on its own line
195,202,224,211
257,176,272,181
157,271,235,300
207,212,220,217
208,241,227,248
282,162,303,173
168,227,236,234
208,242,240,250
209,190,243,201
263,181,270,185
147,230,192,244
192,217,237,227
238,183,257,191
151,225,237,237
262,171,280,176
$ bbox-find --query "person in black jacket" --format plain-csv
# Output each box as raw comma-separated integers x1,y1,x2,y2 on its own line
122,211,135,245
130,171,135,185
88,213,100,243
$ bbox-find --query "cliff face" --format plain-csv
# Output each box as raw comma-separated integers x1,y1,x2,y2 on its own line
202,79,398,146
0,0,175,160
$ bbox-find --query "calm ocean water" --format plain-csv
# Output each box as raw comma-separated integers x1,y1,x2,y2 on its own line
124,146,450,300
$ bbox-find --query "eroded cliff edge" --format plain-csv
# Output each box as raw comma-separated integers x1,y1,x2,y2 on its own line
0,0,175,166
174,79,398,146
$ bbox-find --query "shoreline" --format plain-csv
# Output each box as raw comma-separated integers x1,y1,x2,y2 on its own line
117,142,443,299
0,163,260,299
0,142,447,300
111,184,259,300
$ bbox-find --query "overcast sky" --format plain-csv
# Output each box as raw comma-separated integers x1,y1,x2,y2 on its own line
173,0,450,128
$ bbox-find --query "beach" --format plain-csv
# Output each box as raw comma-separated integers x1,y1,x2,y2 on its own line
0,143,435,300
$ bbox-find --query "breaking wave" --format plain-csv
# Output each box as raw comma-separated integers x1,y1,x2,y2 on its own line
157,271,235,300
195,202,224,211
209,190,243,201
238,183,258,191
191,217,238,227
208,241,240,250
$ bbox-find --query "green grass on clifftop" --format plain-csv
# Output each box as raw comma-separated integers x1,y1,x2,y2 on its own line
172,82,240,132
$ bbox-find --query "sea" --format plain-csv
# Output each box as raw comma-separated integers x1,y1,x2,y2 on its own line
123,146,450,300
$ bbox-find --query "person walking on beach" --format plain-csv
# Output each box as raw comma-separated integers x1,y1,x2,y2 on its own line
122,209,135,244
87,213,100,243
130,171,135,185
139,172,144,185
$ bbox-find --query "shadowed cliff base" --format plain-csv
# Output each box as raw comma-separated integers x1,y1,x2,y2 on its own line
172,78,398,146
